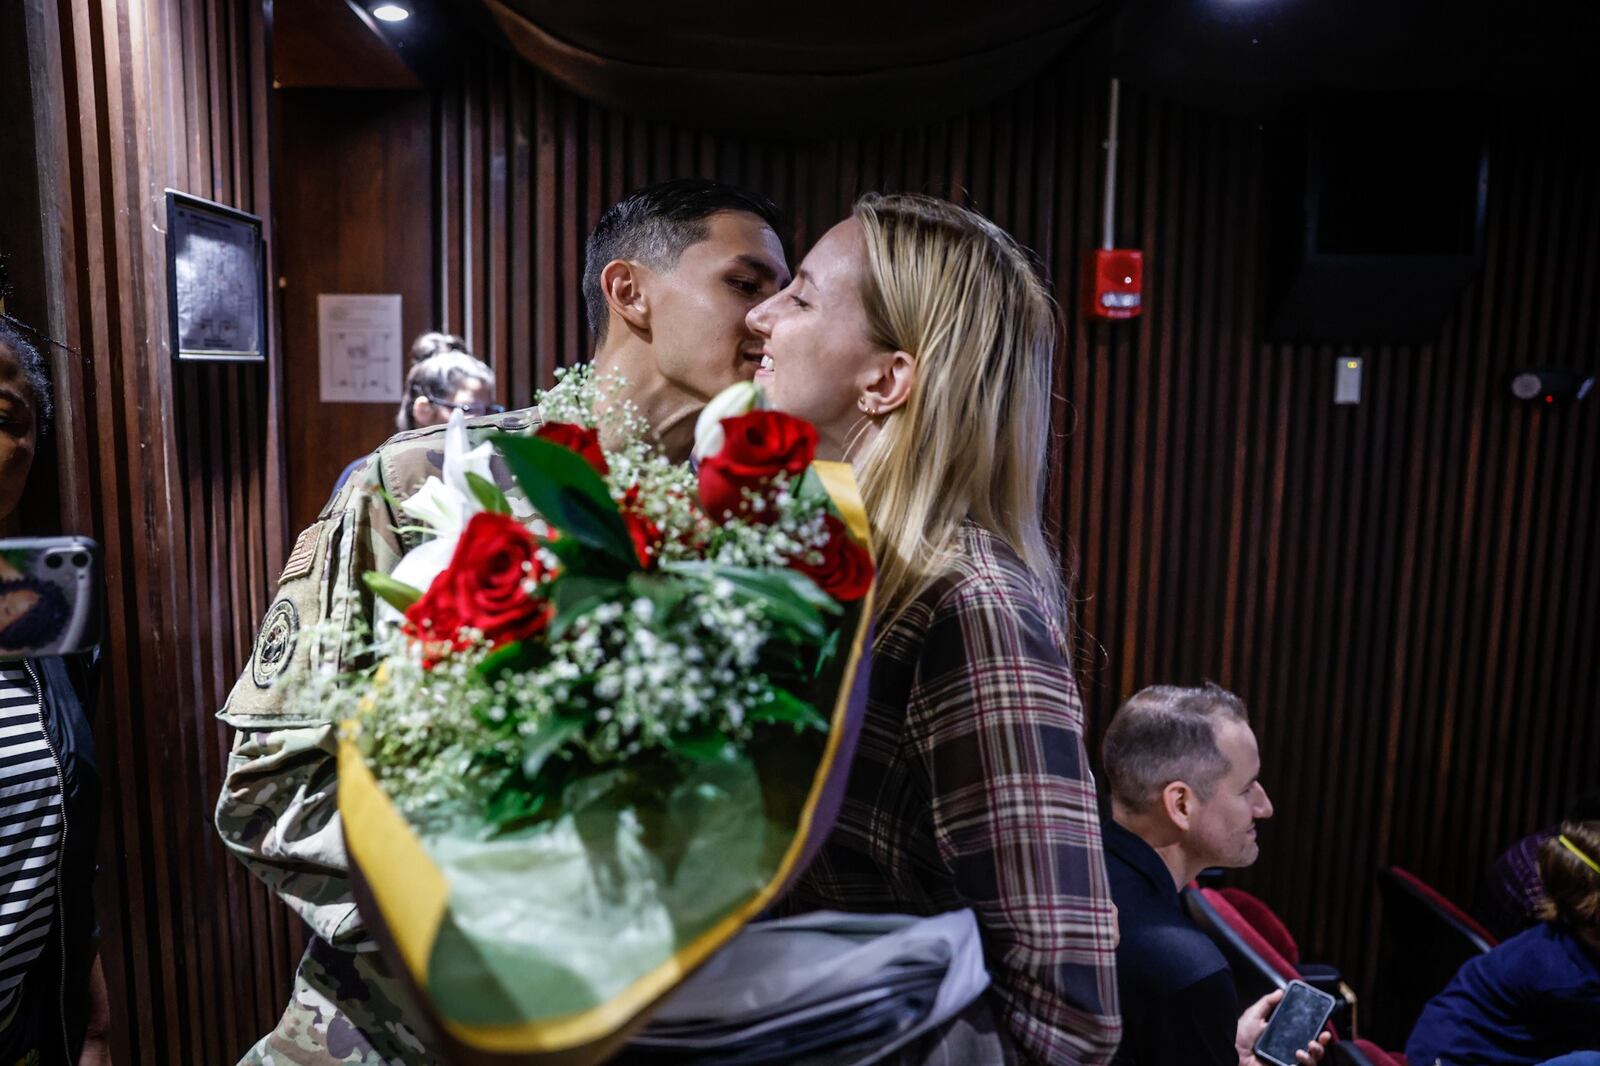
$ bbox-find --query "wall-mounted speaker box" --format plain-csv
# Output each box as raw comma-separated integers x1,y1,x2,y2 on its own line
1263,96,1489,343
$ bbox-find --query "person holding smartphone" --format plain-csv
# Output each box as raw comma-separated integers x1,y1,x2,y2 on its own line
1097,682,1332,1066
0,318,112,1066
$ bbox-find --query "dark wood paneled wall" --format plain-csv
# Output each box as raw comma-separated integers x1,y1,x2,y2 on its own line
283,39,1594,1005
13,0,302,1062
278,89,438,529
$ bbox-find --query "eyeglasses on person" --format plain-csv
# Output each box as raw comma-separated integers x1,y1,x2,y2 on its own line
424,396,507,416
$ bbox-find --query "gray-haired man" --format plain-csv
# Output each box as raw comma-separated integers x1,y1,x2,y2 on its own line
1099,682,1329,1066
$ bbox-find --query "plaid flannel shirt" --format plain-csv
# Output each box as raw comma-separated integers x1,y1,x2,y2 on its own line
785,523,1121,1064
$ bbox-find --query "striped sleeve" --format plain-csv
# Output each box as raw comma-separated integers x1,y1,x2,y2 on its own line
0,665,64,1016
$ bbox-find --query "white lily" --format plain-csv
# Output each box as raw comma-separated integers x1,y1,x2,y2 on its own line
397,477,466,540
692,381,765,464
399,410,497,538
379,410,498,626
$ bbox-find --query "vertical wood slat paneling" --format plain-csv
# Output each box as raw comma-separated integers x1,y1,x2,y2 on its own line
17,13,1594,1054
23,0,298,1061
421,41,1600,1004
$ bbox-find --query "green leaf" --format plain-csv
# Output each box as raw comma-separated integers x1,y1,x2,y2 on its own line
746,687,827,732
543,535,589,568
674,562,839,614
519,714,587,780
494,434,634,563
812,627,843,681
551,574,625,612
465,472,512,516
661,561,838,643
666,728,738,763
547,574,625,639
484,781,552,830
474,640,528,679
627,572,691,622
793,467,832,507
364,571,423,613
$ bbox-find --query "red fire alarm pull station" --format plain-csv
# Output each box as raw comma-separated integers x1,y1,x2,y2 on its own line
1087,248,1143,319
1083,78,1144,321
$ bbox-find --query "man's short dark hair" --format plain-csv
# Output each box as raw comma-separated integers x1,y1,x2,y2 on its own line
0,317,52,436
1101,682,1250,815
582,178,782,344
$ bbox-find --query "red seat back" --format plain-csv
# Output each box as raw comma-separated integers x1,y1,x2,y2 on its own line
1200,886,1301,984
1219,887,1301,966
1386,867,1498,947
1350,1038,1407,1066
1370,866,1496,1048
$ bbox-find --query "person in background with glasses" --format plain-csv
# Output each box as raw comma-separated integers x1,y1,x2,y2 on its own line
330,334,501,496
394,332,502,431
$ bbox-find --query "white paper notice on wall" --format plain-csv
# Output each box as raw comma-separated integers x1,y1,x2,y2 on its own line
318,294,403,403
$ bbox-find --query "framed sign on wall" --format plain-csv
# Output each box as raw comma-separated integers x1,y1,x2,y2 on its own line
165,189,266,362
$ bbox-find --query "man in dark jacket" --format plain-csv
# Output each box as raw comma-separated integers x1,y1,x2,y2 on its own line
0,317,111,1065
1099,682,1327,1066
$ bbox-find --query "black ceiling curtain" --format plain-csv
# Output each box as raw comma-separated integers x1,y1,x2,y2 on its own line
473,0,1118,133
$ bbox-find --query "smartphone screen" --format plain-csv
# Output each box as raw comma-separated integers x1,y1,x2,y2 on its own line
1255,981,1335,1066
0,537,102,659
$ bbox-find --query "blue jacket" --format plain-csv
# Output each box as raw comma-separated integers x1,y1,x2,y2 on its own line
15,656,101,1063
1406,921,1600,1065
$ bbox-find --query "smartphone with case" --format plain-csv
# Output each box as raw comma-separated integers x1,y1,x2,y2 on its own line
0,536,102,659
1254,980,1336,1066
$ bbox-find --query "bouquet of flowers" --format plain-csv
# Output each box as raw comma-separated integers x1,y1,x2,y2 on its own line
323,371,875,1064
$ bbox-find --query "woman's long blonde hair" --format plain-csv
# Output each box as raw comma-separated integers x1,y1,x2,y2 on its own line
852,193,1067,633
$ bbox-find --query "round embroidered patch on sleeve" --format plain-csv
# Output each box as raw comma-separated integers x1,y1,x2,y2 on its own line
251,598,300,689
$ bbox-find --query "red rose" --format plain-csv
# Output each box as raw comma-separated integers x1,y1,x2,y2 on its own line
698,411,817,522
791,514,874,602
536,422,609,475
624,511,663,569
404,512,554,660
615,484,665,569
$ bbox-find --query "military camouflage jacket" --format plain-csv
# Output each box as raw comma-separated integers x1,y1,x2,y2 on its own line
214,407,543,947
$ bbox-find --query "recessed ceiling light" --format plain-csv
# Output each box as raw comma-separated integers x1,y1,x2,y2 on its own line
371,2,411,22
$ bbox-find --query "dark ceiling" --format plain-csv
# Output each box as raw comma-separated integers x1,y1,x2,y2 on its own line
1098,0,1600,111
473,0,1118,133
282,1,1599,124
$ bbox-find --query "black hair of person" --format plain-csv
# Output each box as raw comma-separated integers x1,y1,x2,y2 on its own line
581,178,783,345
0,315,53,437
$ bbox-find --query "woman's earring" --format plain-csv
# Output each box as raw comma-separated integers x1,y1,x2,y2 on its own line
858,397,877,415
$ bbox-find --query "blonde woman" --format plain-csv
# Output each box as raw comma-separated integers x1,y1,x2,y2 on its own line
749,194,1120,1064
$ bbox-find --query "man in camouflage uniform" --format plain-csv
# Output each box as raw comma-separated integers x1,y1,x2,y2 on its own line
216,179,790,1064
